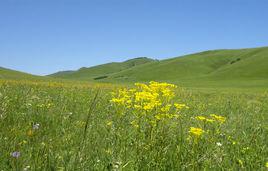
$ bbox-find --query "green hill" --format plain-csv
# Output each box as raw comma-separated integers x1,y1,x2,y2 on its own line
105,47,268,88
106,47,268,81
0,67,43,80
49,46,268,88
49,57,156,80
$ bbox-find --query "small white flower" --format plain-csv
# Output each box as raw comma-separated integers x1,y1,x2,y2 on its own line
114,161,121,169
23,166,30,171
216,142,222,147
26,103,32,107
33,123,40,130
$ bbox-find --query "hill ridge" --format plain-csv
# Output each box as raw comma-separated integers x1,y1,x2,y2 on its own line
49,56,155,80
0,66,44,80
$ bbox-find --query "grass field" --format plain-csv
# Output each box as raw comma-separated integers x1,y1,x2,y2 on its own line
0,79,267,170
1,46,268,170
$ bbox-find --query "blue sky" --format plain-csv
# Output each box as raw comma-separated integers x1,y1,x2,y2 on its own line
0,0,268,75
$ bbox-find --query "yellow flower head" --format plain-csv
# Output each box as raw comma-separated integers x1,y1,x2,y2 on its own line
174,103,189,110
189,127,204,137
196,116,215,123
210,114,226,123
106,121,113,126
195,116,206,121
205,119,214,123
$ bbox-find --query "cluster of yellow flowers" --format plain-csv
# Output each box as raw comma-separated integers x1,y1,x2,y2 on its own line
210,114,226,123
190,113,226,135
195,114,226,124
110,81,189,127
188,113,227,143
110,81,227,144
189,127,204,137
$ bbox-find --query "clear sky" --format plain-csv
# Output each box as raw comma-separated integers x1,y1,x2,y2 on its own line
1,0,268,75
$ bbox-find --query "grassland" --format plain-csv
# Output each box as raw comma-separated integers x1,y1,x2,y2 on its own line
49,57,155,81
0,67,43,81
107,47,268,82
48,47,268,89
0,79,267,170
1,46,268,170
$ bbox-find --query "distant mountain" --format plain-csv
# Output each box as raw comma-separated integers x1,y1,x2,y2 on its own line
49,57,156,80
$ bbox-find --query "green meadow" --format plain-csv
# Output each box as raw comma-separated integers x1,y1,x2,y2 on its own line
0,47,268,170
0,79,267,170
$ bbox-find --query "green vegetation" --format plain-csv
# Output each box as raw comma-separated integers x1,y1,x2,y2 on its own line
105,47,268,88
49,57,155,81
2,47,268,89
48,46,268,89
0,46,268,170
0,67,43,80
0,80,267,170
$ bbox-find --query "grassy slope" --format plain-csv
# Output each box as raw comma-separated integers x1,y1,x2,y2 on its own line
3,47,268,89
49,57,155,80
102,47,268,88
0,67,44,80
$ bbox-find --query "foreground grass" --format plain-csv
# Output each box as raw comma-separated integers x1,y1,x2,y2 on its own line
0,80,267,170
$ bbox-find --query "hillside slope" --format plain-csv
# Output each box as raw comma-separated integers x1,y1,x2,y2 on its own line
0,67,43,80
103,47,268,85
48,46,268,88
49,57,155,80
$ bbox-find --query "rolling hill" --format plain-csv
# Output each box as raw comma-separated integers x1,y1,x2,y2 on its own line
49,57,156,80
49,46,268,88
2,46,268,88
106,47,268,81
0,67,43,80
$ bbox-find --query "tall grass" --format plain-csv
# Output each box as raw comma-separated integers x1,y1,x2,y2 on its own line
0,80,267,170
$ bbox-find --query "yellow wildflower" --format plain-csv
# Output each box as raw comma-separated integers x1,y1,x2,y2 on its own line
106,121,113,126
205,119,214,123
189,127,204,137
110,81,187,128
210,114,226,123
195,116,206,121
174,103,189,110
155,114,167,120
195,116,215,123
